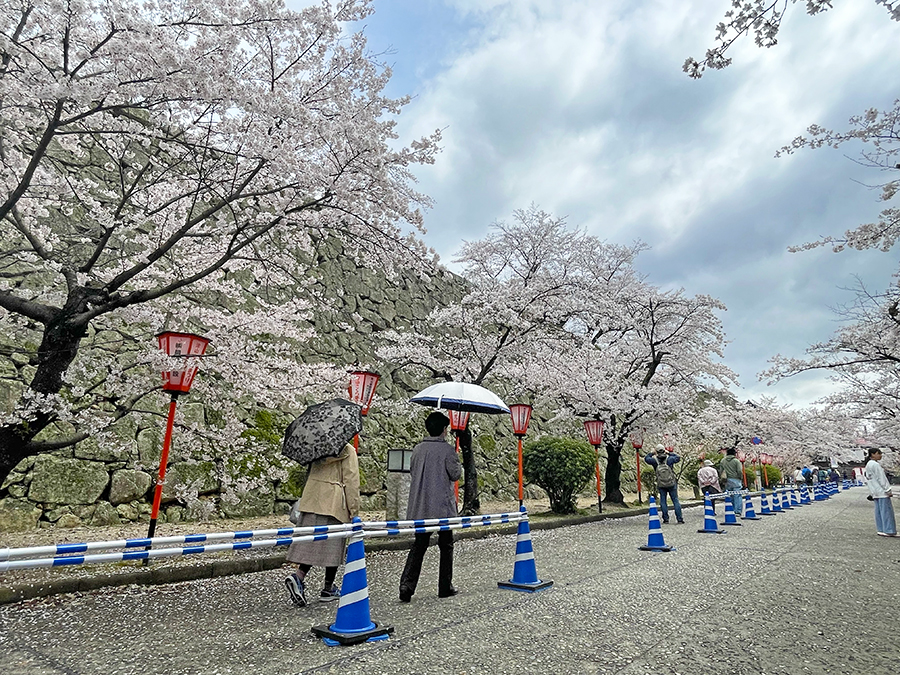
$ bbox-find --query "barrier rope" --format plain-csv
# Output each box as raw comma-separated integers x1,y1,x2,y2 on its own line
0,511,525,573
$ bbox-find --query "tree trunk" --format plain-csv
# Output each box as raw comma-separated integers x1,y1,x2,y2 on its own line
0,297,88,486
603,443,626,505
458,428,480,515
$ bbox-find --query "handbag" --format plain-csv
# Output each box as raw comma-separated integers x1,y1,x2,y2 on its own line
289,498,303,525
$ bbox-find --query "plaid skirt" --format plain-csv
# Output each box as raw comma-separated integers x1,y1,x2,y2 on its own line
285,512,347,567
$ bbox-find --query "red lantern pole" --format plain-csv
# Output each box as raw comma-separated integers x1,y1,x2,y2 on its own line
737,450,747,488
147,332,210,553
148,394,178,541
584,419,605,514
449,410,470,506
509,404,533,508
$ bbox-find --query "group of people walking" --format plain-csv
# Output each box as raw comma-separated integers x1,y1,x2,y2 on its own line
281,418,897,606
284,411,461,606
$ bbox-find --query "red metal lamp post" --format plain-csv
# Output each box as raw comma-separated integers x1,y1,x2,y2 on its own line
737,450,747,487
347,370,380,452
509,404,533,508
147,331,211,543
631,429,644,504
584,419,605,513
448,409,470,506
760,452,771,488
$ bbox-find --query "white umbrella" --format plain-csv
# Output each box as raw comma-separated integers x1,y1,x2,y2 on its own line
409,382,510,415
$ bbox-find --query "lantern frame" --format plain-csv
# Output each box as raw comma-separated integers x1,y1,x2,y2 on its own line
156,331,210,394
449,410,470,432
348,370,380,416
509,403,533,437
583,419,605,447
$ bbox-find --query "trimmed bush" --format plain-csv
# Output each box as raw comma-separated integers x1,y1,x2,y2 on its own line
523,436,596,514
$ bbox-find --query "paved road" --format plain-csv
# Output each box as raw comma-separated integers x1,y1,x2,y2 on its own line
1,490,897,675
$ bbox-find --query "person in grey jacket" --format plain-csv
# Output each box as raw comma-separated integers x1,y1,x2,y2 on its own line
399,411,462,602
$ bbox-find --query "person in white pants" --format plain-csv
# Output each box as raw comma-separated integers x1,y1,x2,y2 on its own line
864,448,896,537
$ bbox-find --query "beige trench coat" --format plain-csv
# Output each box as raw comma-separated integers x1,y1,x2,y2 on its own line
297,444,360,523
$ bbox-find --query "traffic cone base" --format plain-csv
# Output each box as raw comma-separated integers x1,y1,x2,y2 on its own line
499,508,554,592
312,519,392,646
639,497,675,551
312,623,393,647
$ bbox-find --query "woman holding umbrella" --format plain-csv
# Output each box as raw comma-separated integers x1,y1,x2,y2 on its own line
284,442,360,606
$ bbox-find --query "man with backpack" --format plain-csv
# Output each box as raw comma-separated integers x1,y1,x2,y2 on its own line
645,445,684,524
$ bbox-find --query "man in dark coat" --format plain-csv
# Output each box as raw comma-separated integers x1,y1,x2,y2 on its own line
399,411,462,602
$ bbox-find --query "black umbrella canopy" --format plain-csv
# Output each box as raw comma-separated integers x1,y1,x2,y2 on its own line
281,398,363,464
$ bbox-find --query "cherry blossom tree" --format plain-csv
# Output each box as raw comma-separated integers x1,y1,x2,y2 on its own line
764,279,900,448
539,286,736,504
0,0,441,485
378,205,645,513
684,1,900,79
690,2,900,453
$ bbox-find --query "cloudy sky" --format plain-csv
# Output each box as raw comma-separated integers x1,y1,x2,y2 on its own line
327,0,900,407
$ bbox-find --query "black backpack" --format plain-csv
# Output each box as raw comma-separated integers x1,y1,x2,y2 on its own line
656,459,676,488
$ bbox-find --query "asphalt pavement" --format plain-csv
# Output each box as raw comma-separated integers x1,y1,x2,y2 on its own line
1,489,897,675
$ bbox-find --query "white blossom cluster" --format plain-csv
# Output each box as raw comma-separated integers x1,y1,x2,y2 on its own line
0,0,440,480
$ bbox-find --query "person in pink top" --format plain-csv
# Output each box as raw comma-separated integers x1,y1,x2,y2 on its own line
697,459,721,513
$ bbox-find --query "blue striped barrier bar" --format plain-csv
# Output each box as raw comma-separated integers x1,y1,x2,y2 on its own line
0,529,361,573
363,512,522,531
362,517,524,540
0,523,357,562
0,512,525,573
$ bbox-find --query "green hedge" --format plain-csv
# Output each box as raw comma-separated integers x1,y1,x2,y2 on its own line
523,436,596,514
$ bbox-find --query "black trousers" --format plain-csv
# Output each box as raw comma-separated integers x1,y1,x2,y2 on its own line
399,530,453,596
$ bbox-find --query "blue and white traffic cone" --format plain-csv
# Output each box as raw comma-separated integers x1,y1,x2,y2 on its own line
789,488,801,507
721,497,742,526
770,490,784,512
639,497,675,551
498,506,554,592
698,496,726,534
758,492,776,515
742,494,761,520
800,486,811,505
779,488,793,510
312,518,393,646
814,485,826,501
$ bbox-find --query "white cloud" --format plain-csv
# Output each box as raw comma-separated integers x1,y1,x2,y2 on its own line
366,0,900,406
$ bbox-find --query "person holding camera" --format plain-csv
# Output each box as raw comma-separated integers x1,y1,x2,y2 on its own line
645,444,684,524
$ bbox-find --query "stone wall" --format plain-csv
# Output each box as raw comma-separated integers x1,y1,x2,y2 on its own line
0,240,542,532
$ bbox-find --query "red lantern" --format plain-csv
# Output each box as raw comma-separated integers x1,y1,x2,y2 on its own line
737,451,746,463
449,410,470,432
583,420,605,447
584,419,606,514
157,331,210,394
348,370,380,416
509,404,533,507
509,403,533,437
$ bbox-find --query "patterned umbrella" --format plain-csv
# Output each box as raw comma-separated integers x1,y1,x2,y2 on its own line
281,398,363,464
